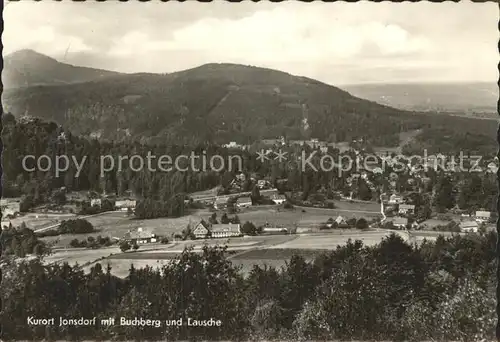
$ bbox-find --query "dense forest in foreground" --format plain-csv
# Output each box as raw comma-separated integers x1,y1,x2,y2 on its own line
0,232,496,341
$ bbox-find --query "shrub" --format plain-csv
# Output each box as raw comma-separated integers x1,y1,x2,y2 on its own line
402,278,495,341
355,218,369,230
119,241,131,252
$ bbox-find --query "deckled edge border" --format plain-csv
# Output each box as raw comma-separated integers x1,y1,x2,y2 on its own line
1,0,4,339
496,1,500,340
0,1,499,341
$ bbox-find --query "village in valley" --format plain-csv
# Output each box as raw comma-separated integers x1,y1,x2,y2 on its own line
1,134,497,277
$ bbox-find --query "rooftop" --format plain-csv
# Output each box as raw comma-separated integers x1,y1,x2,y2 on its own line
392,217,408,226
460,220,478,228
124,228,155,240
211,224,241,233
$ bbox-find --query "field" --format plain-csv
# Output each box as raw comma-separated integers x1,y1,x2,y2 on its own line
73,229,403,278
33,198,388,277
10,212,76,230
233,204,381,229
267,230,391,249
48,226,484,279
36,199,381,248
40,210,209,247
44,246,121,266
189,187,219,199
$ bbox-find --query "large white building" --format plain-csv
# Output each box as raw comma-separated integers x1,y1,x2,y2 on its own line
211,224,241,238
115,200,136,211
475,211,491,223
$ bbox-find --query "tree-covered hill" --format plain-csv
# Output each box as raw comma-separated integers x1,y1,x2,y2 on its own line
3,51,497,149
3,49,122,88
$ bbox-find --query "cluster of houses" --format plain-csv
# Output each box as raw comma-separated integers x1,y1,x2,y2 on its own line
89,197,137,212
382,191,494,232
222,141,249,150
1,200,20,230
212,191,286,211
121,221,244,245
457,210,493,233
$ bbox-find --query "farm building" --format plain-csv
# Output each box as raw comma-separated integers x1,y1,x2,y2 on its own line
1,201,20,212
398,204,415,215
235,173,246,182
115,200,136,211
388,194,404,204
211,224,241,238
214,197,230,210
122,227,157,244
392,217,408,229
193,221,210,239
2,207,18,219
475,211,492,222
257,180,271,189
271,194,287,205
90,199,102,207
335,215,348,227
1,220,12,230
460,220,478,233
237,196,252,208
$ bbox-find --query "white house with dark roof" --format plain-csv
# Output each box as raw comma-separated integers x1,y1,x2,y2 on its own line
214,197,230,210
398,204,415,215
115,199,136,211
388,194,404,204
257,180,271,189
90,198,102,208
271,194,287,205
1,220,12,230
335,215,348,227
193,221,210,239
475,211,492,223
236,196,252,208
460,220,478,233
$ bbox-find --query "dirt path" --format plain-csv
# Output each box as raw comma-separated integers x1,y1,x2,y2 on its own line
228,234,300,260
34,210,124,233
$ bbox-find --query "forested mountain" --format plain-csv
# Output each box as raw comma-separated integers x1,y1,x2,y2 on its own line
3,49,122,88
3,51,497,149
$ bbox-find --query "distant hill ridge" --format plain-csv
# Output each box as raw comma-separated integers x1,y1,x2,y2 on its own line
3,49,122,88
343,82,498,113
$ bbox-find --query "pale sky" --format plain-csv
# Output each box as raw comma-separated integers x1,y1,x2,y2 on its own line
3,1,498,85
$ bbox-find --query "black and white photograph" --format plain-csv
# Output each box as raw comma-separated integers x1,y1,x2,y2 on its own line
1,1,499,340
